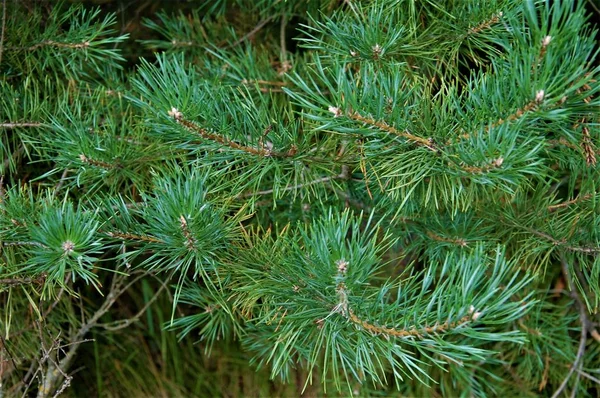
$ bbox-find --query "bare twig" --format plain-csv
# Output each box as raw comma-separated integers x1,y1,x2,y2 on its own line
242,170,349,197
0,275,46,287
551,255,589,398
54,167,70,191
548,193,594,212
586,0,600,16
35,271,159,397
280,13,287,62
96,281,168,331
2,146,25,171
346,111,438,152
225,15,277,48
0,0,6,65
0,123,43,129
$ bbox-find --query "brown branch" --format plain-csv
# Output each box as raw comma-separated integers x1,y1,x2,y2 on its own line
524,227,600,253
0,274,46,286
179,215,196,249
547,138,580,151
465,12,503,37
171,112,297,158
537,36,552,65
0,0,5,65
27,40,90,51
104,231,163,244
36,270,156,397
177,118,272,156
96,281,168,331
548,193,594,212
242,168,349,197
224,15,277,48
581,125,597,166
332,280,480,339
241,79,287,93
345,110,438,152
587,0,600,15
78,154,114,170
347,308,475,338
280,13,287,62
426,231,468,247
460,157,504,174
2,145,24,170
1,240,47,248
551,255,589,398
242,79,287,87
0,122,43,129
454,92,544,142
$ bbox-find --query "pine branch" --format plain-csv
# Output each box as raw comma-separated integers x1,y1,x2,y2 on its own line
172,110,297,158
337,109,438,152
78,154,115,170
548,193,594,212
25,40,90,51
464,12,503,37
241,167,349,197
455,91,545,142
225,15,277,48
0,274,46,286
104,231,164,244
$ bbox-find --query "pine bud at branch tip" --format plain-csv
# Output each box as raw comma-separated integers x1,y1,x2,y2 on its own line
328,106,342,118
336,259,348,274
492,157,504,167
168,107,183,120
469,305,482,321
535,90,545,103
372,44,382,58
79,154,88,162
541,35,552,47
62,240,75,254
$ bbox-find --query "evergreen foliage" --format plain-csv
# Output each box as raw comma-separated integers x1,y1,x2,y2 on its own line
1,0,599,396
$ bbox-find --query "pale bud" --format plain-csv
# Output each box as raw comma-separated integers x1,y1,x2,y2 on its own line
541,35,552,47
328,106,342,118
168,107,183,120
535,90,545,103
372,44,382,57
336,259,349,274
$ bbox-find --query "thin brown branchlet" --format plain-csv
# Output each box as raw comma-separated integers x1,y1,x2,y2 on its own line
548,193,594,212
329,106,438,152
26,40,90,51
426,230,468,247
0,122,43,129
241,79,287,93
466,12,503,37
104,230,163,244
169,107,296,158
179,215,196,249
581,123,597,167
78,154,113,170
456,90,546,143
460,157,504,174
322,259,482,339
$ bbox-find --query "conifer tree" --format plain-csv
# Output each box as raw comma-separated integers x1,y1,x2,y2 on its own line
1,0,599,396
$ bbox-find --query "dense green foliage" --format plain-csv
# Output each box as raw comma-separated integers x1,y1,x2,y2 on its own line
1,0,599,396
